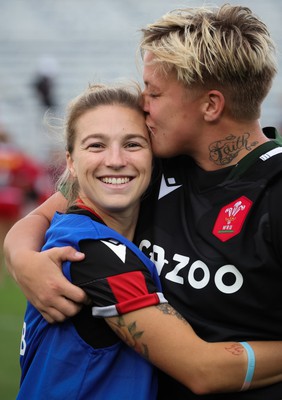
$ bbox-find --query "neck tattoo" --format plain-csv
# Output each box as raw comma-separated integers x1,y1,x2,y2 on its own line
208,133,258,166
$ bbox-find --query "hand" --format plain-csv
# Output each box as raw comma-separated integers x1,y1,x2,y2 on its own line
16,246,89,323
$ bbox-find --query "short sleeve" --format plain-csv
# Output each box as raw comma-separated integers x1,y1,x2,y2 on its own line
70,238,167,317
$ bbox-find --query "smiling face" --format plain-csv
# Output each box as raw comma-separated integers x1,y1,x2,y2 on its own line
142,51,206,157
66,104,152,220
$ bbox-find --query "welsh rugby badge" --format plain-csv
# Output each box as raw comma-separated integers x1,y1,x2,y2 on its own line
212,196,253,242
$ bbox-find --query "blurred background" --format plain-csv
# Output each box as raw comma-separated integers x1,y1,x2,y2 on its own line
0,1,281,398
0,0,282,162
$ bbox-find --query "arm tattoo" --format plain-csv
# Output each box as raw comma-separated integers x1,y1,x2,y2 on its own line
156,303,188,324
209,133,258,166
225,343,244,356
107,304,188,360
107,316,150,359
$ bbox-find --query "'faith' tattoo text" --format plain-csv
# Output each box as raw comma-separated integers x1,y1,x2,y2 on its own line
209,133,258,165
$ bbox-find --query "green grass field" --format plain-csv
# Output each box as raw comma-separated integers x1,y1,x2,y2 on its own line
0,267,26,400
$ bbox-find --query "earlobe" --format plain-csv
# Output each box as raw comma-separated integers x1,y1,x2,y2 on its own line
203,90,225,122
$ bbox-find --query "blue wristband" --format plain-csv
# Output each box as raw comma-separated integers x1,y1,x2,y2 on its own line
240,342,256,391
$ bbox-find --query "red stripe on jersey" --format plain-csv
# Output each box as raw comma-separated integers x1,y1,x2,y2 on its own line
107,271,160,314
116,293,160,314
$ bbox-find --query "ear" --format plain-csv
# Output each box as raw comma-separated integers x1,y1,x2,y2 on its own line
203,90,225,122
66,151,76,177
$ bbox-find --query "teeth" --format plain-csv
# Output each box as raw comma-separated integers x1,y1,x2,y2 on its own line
101,177,130,184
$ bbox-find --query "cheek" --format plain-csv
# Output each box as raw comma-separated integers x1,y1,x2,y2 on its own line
156,102,179,129
148,101,162,119
145,157,153,181
73,160,90,180
137,152,152,175
169,107,189,131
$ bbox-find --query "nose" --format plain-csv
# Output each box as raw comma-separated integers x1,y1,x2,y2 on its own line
142,91,150,113
105,146,126,169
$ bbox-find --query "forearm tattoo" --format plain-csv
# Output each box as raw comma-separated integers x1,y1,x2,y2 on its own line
107,304,188,360
225,343,245,356
107,306,245,364
209,133,258,165
156,303,188,323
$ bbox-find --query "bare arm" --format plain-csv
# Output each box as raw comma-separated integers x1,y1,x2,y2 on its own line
107,304,282,395
3,191,88,323
4,195,282,393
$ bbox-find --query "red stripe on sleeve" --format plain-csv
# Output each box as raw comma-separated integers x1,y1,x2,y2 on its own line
107,271,160,314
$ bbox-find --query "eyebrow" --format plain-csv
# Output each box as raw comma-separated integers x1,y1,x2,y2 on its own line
80,133,104,145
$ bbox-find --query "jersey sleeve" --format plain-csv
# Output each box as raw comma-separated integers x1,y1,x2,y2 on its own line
70,238,167,317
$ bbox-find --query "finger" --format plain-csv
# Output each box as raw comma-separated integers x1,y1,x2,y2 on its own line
41,308,70,324
41,300,84,323
47,246,85,263
60,277,90,305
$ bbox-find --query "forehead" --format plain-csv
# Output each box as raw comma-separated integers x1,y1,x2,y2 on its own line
142,51,182,92
143,52,165,85
142,51,205,103
77,104,143,125
75,105,148,138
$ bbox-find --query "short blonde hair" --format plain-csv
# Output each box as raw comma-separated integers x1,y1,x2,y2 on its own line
140,4,277,120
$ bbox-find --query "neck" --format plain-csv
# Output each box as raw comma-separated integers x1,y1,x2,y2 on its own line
78,198,139,241
101,212,138,241
193,120,269,171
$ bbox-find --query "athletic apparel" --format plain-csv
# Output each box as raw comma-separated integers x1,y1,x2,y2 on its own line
17,207,167,400
135,127,282,399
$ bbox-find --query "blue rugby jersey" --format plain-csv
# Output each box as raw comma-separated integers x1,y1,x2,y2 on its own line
17,209,166,400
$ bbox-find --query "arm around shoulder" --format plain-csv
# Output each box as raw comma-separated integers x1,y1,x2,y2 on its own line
4,191,88,323
4,191,67,279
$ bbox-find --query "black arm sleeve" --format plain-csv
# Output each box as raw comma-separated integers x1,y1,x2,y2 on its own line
70,239,166,318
